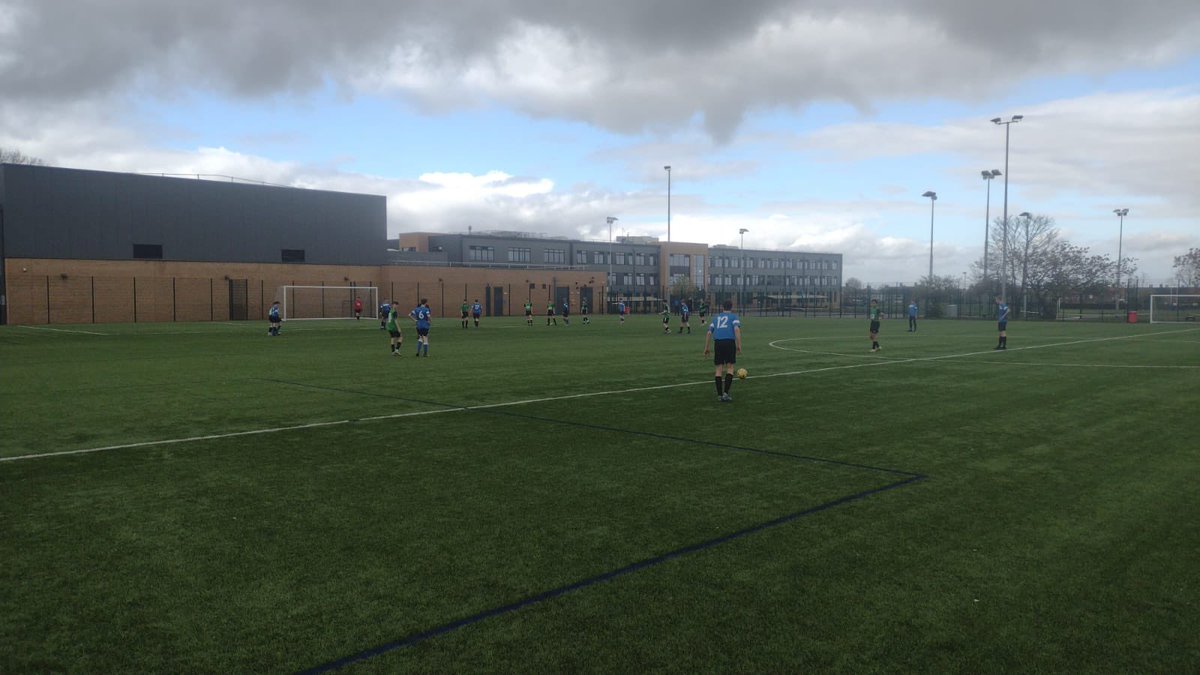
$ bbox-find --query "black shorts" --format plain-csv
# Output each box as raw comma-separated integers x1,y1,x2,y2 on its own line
713,339,736,365
525,310,532,316
870,320,880,333
681,313,689,323
997,321,1008,331
388,329,402,338
461,311,469,318
417,327,429,337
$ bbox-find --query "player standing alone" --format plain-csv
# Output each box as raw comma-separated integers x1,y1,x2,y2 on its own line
524,300,533,326
678,301,691,334
460,299,469,329
581,300,590,325
869,299,882,352
268,301,282,336
660,305,671,333
411,299,432,356
994,296,1009,350
907,299,918,332
472,299,483,328
546,301,557,326
561,300,570,326
617,301,626,325
354,296,363,320
703,299,742,402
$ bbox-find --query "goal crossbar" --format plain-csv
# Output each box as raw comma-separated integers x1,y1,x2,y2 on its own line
278,286,379,321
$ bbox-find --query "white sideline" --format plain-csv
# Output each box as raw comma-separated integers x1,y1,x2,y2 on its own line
4,327,1196,464
18,325,108,336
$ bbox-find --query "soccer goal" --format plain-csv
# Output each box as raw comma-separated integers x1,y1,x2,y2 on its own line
277,286,379,321
1149,294,1200,324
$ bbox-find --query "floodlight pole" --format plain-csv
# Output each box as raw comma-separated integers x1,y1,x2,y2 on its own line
1114,208,1129,317
982,169,1000,294
607,216,617,308
739,228,748,311
992,115,1023,304
922,191,937,283
664,165,672,243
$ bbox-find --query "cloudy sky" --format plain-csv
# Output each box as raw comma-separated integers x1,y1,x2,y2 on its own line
2,0,1197,283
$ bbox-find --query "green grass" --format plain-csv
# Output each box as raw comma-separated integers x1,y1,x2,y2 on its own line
1,315,1198,672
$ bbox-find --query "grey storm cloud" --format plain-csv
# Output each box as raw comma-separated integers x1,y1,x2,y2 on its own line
2,0,1199,140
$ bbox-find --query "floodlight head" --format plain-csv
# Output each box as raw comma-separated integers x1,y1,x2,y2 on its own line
739,228,749,235
1012,115,1024,121
664,165,671,171
991,169,1002,177
991,117,1003,124
923,191,937,200
1019,211,1032,218
1114,208,1129,216
981,170,990,179
606,216,618,224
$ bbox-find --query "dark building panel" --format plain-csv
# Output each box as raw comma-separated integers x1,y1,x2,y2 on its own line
0,164,386,265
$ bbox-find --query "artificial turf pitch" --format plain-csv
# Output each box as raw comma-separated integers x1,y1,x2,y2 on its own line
1,315,1197,672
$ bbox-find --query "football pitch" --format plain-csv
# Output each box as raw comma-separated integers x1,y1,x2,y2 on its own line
1,315,1197,672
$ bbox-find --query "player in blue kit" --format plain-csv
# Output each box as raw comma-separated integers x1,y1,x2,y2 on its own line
677,301,691,334
561,300,570,326
907,299,918,332
703,299,742,402
617,301,626,325
268,301,282,336
411,299,432,356
471,299,482,328
994,296,1009,350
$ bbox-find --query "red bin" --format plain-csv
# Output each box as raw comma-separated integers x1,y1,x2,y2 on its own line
1127,311,1137,324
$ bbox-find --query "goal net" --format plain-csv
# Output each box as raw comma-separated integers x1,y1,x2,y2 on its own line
278,286,379,321
1149,295,1200,324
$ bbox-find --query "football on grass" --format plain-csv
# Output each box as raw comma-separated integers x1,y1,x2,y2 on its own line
736,368,748,379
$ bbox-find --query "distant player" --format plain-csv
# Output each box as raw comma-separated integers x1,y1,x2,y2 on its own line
472,299,483,328
581,300,590,325
524,300,533,326
379,301,390,330
546,301,557,326
994,296,1009,350
386,301,403,356
660,305,671,333
411,299,432,356
703,299,742,402
268,301,282,336
617,301,626,325
678,301,691,334
907,299,918,332
460,299,470,329
561,300,570,326
698,301,709,322
869,299,882,352
353,296,363,320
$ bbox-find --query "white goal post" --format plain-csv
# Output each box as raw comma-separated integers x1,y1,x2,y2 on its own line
277,286,379,321
1149,294,1200,324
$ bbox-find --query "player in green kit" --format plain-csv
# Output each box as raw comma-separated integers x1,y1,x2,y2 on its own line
460,300,469,329
546,301,557,326
868,299,882,352
524,300,533,326
386,301,403,356
660,305,671,333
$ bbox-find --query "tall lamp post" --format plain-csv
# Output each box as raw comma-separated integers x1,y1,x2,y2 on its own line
607,216,618,310
739,228,749,311
664,165,672,243
992,114,1023,304
1114,208,1129,316
981,169,1001,294
922,191,937,283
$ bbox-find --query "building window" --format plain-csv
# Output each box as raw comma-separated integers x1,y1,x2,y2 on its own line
133,243,163,259
635,253,645,266
575,249,587,264
508,247,530,263
469,246,495,262
281,249,305,263
594,251,606,264
544,249,566,264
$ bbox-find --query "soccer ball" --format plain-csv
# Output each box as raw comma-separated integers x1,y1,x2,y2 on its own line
736,368,748,380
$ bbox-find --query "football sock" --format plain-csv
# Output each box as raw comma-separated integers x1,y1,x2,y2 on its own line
714,377,724,397
724,373,733,394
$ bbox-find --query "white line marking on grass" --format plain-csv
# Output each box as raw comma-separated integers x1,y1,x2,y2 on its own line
18,325,108,336
7,327,1196,464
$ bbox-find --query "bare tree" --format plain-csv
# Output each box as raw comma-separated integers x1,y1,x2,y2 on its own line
0,148,45,165
1174,248,1200,287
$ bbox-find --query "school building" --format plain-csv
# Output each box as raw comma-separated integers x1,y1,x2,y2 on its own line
0,164,841,325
